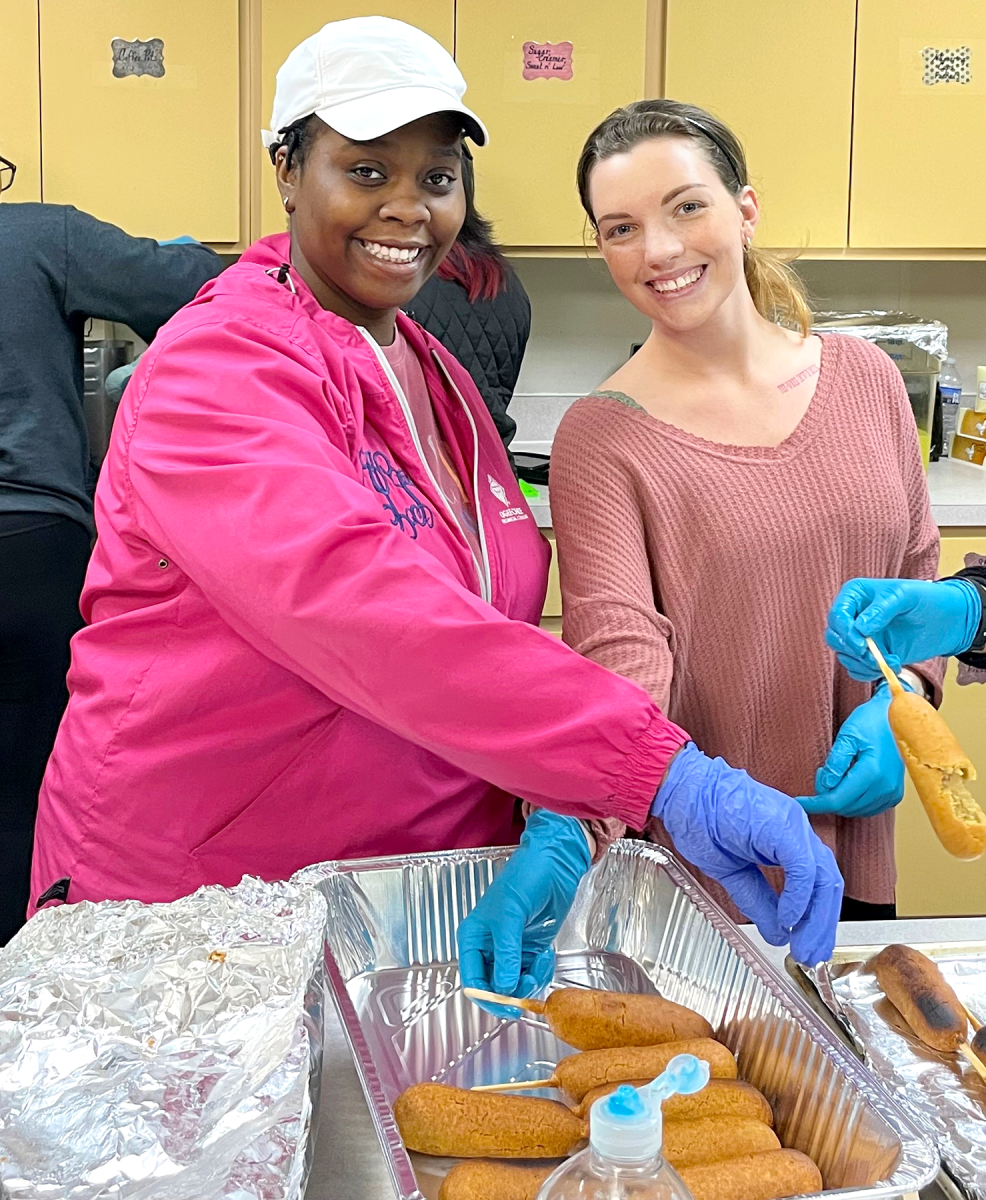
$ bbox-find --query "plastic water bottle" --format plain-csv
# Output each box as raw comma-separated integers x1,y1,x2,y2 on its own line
940,357,963,456
535,1054,710,1199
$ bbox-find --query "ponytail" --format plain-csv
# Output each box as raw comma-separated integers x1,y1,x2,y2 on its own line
744,245,812,337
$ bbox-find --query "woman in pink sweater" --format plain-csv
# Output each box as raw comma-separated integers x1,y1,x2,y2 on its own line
550,100,942,922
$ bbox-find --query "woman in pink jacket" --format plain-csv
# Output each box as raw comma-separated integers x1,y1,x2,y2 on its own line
31,18,841,987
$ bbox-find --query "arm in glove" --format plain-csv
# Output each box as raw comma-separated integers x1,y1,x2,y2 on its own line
826,578,981,680
653,744,843,967
801,686,904,819
457,809,591,1005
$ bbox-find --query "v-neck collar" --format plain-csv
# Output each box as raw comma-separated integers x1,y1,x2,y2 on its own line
588,333,839,464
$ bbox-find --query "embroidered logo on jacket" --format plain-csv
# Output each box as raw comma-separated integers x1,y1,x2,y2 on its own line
488,473,529,525
360,450,434,539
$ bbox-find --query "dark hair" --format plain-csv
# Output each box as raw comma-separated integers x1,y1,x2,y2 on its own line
576,99,811,336
436,146,508,303
268,114,321,169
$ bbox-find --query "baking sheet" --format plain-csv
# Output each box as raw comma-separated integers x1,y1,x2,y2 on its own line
296,842,937,1200
805,943,986,1200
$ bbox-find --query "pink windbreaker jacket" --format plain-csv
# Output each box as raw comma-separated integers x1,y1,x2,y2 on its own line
31,234,688,909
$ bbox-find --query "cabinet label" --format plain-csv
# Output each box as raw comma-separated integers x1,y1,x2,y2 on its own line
111,38,165,79
522,41,574,81
922,46,971,86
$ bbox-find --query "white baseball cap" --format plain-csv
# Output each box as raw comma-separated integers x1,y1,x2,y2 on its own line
262,16,488,154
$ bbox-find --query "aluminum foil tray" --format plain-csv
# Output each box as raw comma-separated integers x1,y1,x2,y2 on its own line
799,942,986,1200
296,841,937,1200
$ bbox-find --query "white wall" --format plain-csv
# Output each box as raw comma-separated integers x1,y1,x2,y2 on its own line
507,256,986,447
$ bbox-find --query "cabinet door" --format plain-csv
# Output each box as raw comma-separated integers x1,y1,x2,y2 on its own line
896,533,986,916
852,0,986,248
456,0,647,247
39,0,239,242
1,0,42,202
665,0,855,251
259,1,453,238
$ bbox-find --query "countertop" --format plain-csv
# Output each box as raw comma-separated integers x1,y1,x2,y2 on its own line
519,457,986,530
305,914,986,1200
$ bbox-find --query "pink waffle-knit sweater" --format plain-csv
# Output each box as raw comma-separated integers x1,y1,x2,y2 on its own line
550,333,943,910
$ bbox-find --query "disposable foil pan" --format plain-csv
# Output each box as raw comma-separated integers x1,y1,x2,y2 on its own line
796,942,986,1200
296,841,938,1200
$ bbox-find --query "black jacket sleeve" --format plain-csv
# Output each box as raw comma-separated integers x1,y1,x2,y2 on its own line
61,207,225,343
950,565,986,668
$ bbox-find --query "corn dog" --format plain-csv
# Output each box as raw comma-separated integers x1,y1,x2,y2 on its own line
663,1116,780,1171
481,987,714,1051
393,1083,587,1158
575,1077,773,1125
971,1024,986,1068
871,943,968,1052
680,1149,822,1200
438,1161,553,1200
555,1039,738,1104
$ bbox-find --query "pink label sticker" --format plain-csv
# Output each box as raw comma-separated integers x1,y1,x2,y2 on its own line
522,41,574,80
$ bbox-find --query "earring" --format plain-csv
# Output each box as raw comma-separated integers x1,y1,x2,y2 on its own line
282,195,290,210
744,236,752,250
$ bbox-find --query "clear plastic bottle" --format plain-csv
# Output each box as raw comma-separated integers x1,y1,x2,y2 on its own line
940,357,963,456
535,1054,710,1200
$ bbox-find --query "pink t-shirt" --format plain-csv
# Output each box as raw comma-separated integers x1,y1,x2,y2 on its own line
380,329,484,577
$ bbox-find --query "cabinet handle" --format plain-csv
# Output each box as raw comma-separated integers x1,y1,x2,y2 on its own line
922,46,971,87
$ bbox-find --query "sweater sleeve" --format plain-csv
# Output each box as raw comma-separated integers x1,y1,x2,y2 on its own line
551,399,678,712
125,318,690,829
62,206,224,342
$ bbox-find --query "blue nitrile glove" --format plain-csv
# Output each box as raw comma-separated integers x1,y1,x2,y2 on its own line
801,686,905,819
653,744,843,966
157,235,200,245
826,577,981,681
457,809,591,1004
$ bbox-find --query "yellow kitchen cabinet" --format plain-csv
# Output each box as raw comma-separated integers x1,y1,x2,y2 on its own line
542,530,562,618
664,0,855,251
852,1,986,248
896,531,986,916
259,1,453,238
456,0,647,247
1,0,42,202
39,0,239,243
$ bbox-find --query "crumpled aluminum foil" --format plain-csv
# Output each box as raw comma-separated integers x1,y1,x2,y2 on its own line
816,952,986,1200
812,310,948,362
0,875,327,1200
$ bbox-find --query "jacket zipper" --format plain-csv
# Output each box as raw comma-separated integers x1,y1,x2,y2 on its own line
431,351,493,607
358,328,490,603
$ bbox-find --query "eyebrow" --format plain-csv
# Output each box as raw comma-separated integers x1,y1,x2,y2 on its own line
596,182,710,223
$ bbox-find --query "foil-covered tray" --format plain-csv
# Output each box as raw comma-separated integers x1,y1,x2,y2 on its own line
0,875,326,1200
296,841,938,1200
796,942,986,1200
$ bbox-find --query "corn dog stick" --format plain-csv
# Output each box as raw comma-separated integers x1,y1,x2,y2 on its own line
866,637,906,696
962,1001,984,1029
471,1078,558,1092
463,987,546,1014
959,1042,986,1082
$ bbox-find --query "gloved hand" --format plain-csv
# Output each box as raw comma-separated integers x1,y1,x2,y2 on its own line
653,744,843,966
457,808,591,1003
826,577,981,680
800,686,904,819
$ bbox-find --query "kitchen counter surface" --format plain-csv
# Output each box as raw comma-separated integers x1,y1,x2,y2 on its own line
521,457,986,530
306,914,986,1200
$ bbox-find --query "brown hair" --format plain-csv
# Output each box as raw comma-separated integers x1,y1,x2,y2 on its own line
576,99,811,337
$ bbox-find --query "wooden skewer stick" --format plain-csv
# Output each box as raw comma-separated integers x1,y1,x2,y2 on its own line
962,1001,984,1030
865,637,906,697
463,986,546,1014
471,1077,559,1092
959,1043,986,1083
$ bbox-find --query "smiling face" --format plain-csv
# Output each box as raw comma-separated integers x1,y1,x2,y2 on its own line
276,113,466,336
588,136,759,335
